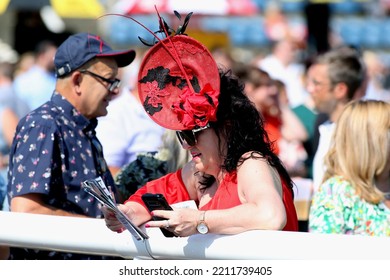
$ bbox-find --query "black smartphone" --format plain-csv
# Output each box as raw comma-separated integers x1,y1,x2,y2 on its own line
141,193,175,237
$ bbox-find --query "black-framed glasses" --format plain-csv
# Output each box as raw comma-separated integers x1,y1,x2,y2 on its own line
80,69,121,92
176,123,210,147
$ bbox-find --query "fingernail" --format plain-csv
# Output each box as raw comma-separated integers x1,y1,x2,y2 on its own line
145,224,150,228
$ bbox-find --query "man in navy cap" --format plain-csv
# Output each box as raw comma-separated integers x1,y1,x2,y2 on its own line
7,33,135,259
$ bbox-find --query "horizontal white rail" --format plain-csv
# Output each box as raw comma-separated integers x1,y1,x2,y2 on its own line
0,211,389,259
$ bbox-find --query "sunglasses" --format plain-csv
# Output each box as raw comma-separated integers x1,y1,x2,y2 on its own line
80,69,121,92
176,123,210,147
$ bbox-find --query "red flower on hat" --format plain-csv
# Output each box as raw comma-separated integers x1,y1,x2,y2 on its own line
172,83,219,128
144,81,169,108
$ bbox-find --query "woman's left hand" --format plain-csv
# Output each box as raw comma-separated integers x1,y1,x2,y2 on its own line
145,208,201,237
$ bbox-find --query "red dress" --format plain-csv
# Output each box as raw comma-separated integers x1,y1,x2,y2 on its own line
263,113,282,155
127,169,298,231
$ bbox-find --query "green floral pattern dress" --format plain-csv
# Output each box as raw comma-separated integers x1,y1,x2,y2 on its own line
309,176,390,236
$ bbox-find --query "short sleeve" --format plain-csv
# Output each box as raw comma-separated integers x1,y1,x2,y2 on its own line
8,120,60,198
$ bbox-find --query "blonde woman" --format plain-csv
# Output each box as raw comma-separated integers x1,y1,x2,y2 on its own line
309,100,390,236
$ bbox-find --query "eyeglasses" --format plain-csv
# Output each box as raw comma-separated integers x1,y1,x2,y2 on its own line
80,69,121,92
176,123,210,147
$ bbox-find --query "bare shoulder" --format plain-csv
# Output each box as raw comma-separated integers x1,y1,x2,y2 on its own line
237,153,282,197
238,152,273,174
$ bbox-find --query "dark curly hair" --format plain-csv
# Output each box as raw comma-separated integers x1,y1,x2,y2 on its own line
199,69,293,194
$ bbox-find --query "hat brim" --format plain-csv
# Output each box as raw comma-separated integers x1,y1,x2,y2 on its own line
96,49,136,68
138,35,220,130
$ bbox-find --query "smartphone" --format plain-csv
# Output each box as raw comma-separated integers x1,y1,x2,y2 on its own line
141,193,175,237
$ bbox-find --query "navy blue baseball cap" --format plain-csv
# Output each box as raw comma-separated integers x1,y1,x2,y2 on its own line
54,32,136,77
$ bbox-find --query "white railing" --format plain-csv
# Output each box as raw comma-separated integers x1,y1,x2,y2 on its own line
0,211,389,259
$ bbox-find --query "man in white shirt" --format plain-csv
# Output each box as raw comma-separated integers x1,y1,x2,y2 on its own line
258,39,307,108
96,81,165,177
306,47,366,191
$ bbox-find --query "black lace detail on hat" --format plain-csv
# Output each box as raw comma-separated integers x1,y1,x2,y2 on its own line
143,96,163,115
140,66,201,116
139,66,180,89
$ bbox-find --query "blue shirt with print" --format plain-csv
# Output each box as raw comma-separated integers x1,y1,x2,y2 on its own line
7,92,116,218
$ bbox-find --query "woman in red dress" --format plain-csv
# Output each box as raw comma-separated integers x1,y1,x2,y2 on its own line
103,12,298,236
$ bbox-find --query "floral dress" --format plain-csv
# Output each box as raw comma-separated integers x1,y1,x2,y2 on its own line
309,176,390,236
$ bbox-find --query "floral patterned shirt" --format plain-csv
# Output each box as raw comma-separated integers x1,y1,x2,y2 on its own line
7,92,116,218
309,176,390,236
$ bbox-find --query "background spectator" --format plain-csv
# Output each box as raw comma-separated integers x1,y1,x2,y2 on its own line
362,50,390,102
12,40,57,114
309,100,390,235
0,62,29,118
0,104,18,210
12,52,35,78
237,65,308,177
306,46,366,192
0,62,26,210
257,38,308,108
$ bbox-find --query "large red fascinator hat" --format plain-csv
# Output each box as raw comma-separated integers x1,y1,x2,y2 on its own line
136,11,220,130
